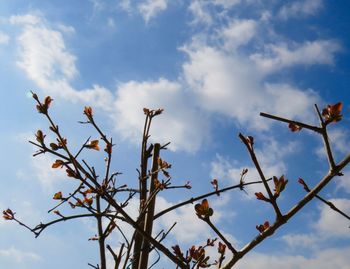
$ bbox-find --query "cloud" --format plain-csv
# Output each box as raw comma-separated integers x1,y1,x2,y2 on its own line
188,1,213,26
15,16,115,109
250,40,341,74
119,0,132,13
13,14,208,153
155,196,237,246
10,9,338,155
220,19,257,51
315,198,350,238
9,14,41,25
138,0,168,23
155,197,212,243
278,0,324,20
16,24,77,83
89,0,104,13
182,44,320,130
0,31,9,44
315,127,350,165
188,0,243,26
107,17,116,28
56,24,75,34
281,233,322,250
210,139,299,197
28,154,67,191
0,247,41,263
112,78,209,152
236,247,350,269
337,169,350,194
213,0,241,8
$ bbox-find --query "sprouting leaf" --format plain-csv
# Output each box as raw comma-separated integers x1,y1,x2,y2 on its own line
172,245,183,258
104,143,112,154
288,123,302,132
273,175,288,198
75,198,83,207
211,179,219,196
44,96,53,108
298,178,310,192
35,130,46,144
50,143,59,151
52,159,64,169
53,191,63,200
143,108,150,115
256,221,270,233
2,208,14,220
66,168,78,178
194,199,214,218
154,108,164,116
154,179,166,190
158,157,171,169
53,210,64,217
84,197,93,206
84,106,93,120
218,242,226,255
255,192,270,202
85,140,100,151
36,96,53,114
322,102,343,124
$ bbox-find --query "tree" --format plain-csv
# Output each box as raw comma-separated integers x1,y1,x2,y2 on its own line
3,93,350,269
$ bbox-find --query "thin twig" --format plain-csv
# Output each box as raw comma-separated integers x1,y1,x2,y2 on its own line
154,179,271,220
260,112,322,133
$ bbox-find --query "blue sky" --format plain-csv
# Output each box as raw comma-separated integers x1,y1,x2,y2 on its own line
0,0,350,268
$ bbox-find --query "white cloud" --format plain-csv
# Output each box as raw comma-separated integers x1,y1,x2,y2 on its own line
0,247,41,263
112,78,209,152
17,24,77,83
264,83,319,121
327,128,350,156
155,196,237,246
315,127,350,165
10,10,338,156
188,1,213,26
278,0,323,20
236,247,350,269
251,40,341,74
56,24,75,34
138,0,168,23
29,154,67,191
213,0,241,8
107,17,116,28
315,198,350,238
337,169,350,194
220,19,257,51
189,0,241,25
119,0,132,13
9,14,41,25
155,197,211,243
13,14,208,153
89,0,104,13
281,233,321,249
0,31,9,44
15,16,115,110
182,44,320,130
210,139,298,197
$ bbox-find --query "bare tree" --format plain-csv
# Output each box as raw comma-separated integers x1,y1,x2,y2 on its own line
3,94,350,269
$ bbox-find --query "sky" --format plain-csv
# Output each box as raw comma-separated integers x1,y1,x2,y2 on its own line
0,0,350,268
